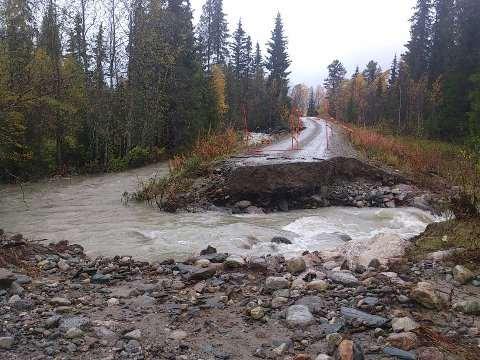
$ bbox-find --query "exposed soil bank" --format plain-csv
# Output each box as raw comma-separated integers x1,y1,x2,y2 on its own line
1,232,479,360
170,157,439,214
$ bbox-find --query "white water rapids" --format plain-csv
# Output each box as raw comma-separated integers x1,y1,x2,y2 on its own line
0,162,440,263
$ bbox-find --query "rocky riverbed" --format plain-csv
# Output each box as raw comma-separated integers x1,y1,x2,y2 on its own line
1,231,479,360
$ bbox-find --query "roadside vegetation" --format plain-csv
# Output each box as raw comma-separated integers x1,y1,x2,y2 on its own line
130,129,242,211
350,126,480,213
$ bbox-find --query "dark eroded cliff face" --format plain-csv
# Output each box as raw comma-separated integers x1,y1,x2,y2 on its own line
172,157,429,213
220,157,405,203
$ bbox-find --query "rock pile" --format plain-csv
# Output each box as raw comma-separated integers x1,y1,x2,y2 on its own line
0,235,479,359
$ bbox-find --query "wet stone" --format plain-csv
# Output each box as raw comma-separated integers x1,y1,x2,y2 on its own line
247,257,268,272
328,271,359,286
64,327,84,339
412,282,444,310
452,265,474,285
392,317,420,332
265,276,289,291
0,268,16,289
340,307,389,328
383,346,416,360
287,257,306,274
0,336,14,349
271,237,292,245
91,273,112,284
387,332,418,351
59,316,90,332
453,300,480,315
286,305,315,328
296,296,325,314
200,245,217,256
189,266,217,281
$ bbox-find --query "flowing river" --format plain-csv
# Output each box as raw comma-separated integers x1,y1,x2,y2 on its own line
0,162,439,262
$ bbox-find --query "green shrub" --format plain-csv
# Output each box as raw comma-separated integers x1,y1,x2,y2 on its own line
127,146,150,168
108,157,129,172
150,146,166,162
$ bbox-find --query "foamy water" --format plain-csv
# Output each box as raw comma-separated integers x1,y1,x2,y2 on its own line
0,163,440,262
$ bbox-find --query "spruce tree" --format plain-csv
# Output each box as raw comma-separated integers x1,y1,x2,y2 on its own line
4,0,34,92
324,59,346,118
389,55,398,88
198,0,229,70
363,60,380,84
93,24,106,91
250,42,267,130
164,0,202,151
38,0,64,166
456,0,480,75
430,0,455,79
307,88,317,116
230,19,248,81
406,0,433,80
265,12,291,128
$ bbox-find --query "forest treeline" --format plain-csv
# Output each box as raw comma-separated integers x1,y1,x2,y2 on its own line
321,0,480,150
0,0,291,181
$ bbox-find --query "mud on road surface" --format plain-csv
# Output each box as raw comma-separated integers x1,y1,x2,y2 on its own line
230,118,356,166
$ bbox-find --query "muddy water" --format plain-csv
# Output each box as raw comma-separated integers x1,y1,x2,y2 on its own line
0,163,439,262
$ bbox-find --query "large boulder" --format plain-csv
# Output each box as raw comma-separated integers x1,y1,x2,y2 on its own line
287,257,306,274
224,255,245,269
452,265,474,284
0,268,16,289
453,300,480,315
411,282,445,310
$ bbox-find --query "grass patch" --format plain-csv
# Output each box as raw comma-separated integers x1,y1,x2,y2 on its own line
348,126,480,216
130,128,242,211
408,218,480,266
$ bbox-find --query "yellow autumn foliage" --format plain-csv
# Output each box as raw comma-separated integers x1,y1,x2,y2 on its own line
211,64,228,122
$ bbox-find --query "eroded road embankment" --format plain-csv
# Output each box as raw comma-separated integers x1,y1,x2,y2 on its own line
175,156,436,214
171,117,439,214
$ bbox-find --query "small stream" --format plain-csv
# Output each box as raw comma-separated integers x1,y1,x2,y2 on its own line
0,163,438,262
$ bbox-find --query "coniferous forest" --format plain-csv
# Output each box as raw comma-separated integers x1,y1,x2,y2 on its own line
322,0,480,150
2,0,480,183
0,0,291,181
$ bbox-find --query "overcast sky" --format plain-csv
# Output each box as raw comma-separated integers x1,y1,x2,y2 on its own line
190,0,416,87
